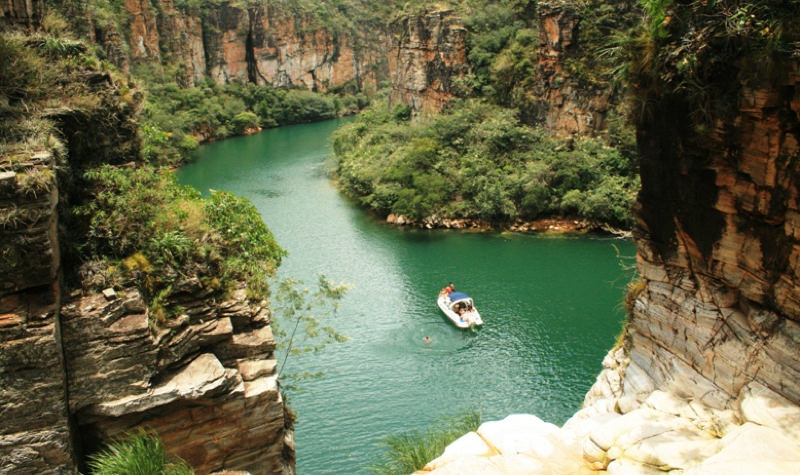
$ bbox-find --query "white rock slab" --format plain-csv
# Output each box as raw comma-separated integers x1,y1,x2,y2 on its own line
623,427,719,470
477,414,564,459
424,431,494,471
739,382,800,442
685,423,800,474
606,458,664,475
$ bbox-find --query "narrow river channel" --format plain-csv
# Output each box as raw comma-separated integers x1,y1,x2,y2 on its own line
177,118,635,474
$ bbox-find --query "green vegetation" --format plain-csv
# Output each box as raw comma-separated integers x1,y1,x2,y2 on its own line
140,76,369,165
622,0,800,127
273,275,351,388
72,165,285,322
327,0,642,229
367,410,482,474
86,429,193,475
334,98,638,228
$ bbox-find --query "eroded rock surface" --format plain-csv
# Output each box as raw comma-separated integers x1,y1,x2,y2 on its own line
122,0,384,91
389,8,469,114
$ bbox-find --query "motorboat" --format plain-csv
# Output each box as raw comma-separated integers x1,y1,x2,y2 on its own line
437,291,483,329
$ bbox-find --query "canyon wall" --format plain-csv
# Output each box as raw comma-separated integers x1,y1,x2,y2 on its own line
531,1,615,138
122,0,384,91
389,8,469,115
1,152,75,474
388,2,625,135
0,55,292,475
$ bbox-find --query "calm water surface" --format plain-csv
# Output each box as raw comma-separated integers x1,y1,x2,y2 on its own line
178,119,635,474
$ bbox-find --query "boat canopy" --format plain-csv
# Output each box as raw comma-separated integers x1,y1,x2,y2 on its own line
448,291,471,301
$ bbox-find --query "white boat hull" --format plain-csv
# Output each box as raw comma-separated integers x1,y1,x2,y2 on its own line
437,295,483,329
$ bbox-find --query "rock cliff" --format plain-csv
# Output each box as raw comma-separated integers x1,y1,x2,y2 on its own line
389,8,469,114
388,2,629,135
531,1,616,138
121,0,384,91
0,41,293,474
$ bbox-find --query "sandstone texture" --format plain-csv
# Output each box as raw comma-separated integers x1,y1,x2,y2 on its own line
61,286,292,474
531,1,616,138
121,0,384,91
389,8,469,114
0,150,74,474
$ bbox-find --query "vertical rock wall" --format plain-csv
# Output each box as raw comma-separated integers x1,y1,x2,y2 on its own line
0,0,43,27
389,8,469,114
0,60,293,474
0,152,75,474
122,0,383,91
531,1,615,137
628,66,800,408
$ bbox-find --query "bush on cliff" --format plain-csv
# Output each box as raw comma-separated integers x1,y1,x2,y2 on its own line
333,99,639,228
139,77,362,165
72,164,285,319
87,429,193,475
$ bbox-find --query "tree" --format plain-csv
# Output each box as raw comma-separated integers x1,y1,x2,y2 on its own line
272,275,352,389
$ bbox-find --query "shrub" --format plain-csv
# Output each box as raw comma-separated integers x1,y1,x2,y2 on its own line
73,165,285,320
86,429,193,475
333,99,638,228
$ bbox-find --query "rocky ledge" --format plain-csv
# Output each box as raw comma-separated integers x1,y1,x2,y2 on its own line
418,346,800,474
60,283,293,474
385,213,620,235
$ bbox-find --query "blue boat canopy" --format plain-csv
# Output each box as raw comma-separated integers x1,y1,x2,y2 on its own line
448,291,470,301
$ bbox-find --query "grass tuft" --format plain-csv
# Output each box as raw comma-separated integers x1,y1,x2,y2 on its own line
367,409,482,474
86,428,193,475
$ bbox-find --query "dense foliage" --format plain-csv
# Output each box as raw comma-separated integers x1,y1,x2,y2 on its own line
334,98,638,228
73,165,285,322
327,0,642,229
86,429,193,475
620,0,800,128
139,75,369,165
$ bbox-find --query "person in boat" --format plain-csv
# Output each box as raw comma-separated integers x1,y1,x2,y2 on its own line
439,282,455,297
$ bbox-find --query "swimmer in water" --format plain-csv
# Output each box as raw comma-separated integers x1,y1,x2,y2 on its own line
423,336,432,343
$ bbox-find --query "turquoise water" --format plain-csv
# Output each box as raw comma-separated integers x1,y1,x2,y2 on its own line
177,119,635,474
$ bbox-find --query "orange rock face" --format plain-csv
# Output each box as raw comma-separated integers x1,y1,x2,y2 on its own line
630,63,800,406
389,9,469,114
533,3,612,137
122,0,384,91
125,0,160,60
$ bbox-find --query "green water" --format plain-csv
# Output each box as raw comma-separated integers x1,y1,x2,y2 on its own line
177,118,635,474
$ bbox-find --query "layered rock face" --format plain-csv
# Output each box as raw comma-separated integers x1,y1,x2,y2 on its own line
0,66,292,474
0,0,43,27
62,285,292,474
531,1,614,138
0,152,75,474
631,70,800,413
123,0,383,91
389,8,469,114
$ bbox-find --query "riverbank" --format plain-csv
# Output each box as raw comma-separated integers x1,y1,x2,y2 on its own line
385,213,631,237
